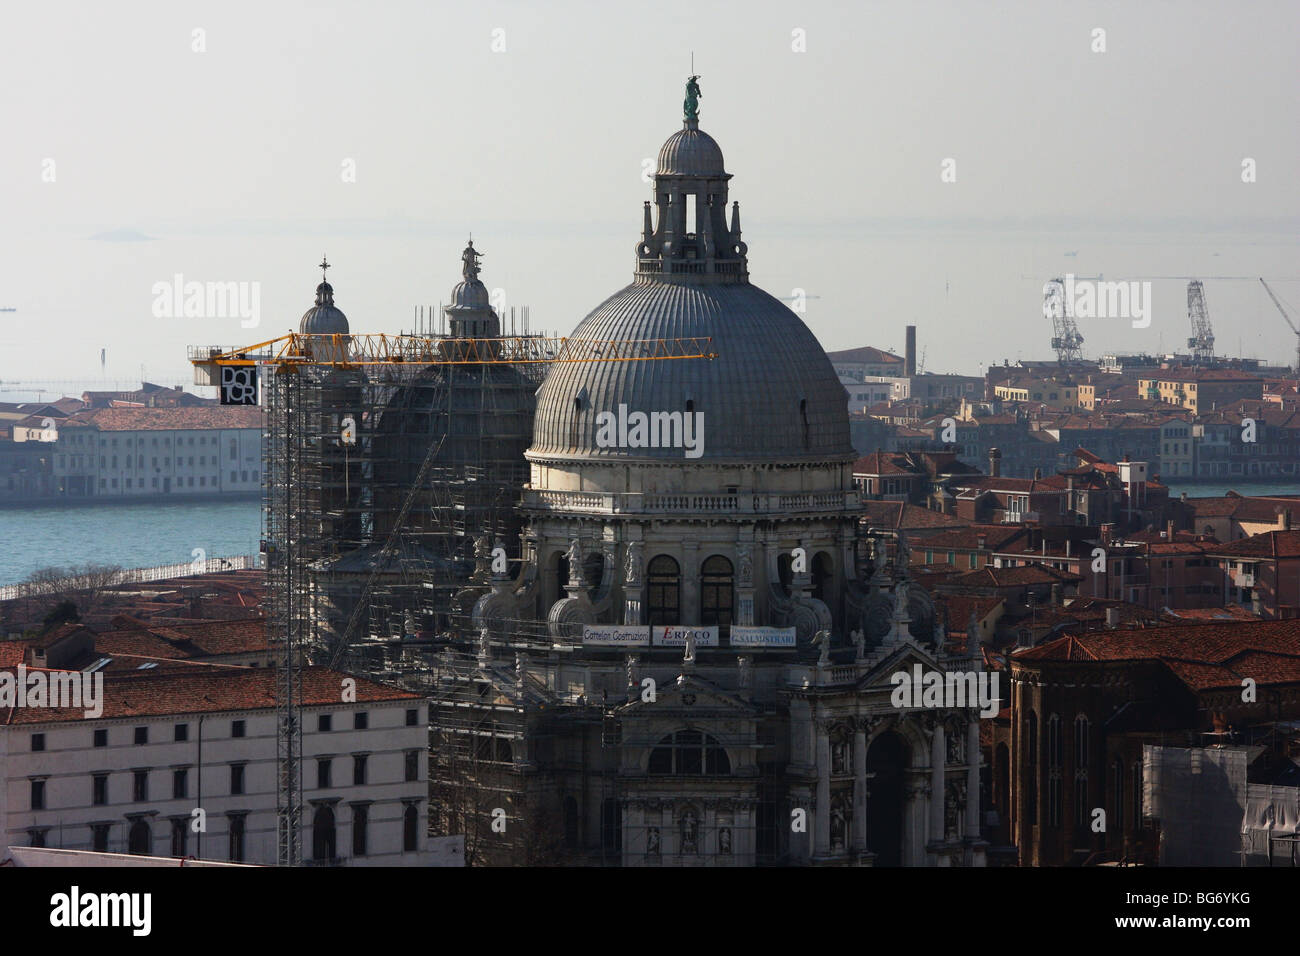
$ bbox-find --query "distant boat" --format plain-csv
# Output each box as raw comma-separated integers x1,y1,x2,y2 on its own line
0,307,16,312
1063,251,1078,257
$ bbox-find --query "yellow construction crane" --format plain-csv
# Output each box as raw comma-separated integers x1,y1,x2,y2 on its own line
190,332,715,382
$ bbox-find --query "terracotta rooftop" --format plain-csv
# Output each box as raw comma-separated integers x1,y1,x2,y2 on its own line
1,666,418,725
1013,619,1300,692
860,501,967,531
61,406,261,432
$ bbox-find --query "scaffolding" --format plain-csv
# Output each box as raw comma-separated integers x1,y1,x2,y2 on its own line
191,300,715,865
258,340,546,864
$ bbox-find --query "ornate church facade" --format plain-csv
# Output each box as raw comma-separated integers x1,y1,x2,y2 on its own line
450,82,988,866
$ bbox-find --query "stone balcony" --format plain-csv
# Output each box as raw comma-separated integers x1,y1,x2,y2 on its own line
521,488,858,517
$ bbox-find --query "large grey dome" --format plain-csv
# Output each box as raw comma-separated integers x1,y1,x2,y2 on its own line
529,281,854,462
299,281,349,335
657,122,726,177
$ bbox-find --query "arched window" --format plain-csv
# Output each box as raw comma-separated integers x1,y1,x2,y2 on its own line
811,551,833,603
647,556,680,626
777,552,793,596
700,555,733,629
1026,711,1038,824
1132,762,1143,829
403,804,419,852
312,805,336,862
648,730,731,776
563,795,579,848
1047,714,1063,827
583,552,605,598
1112,758,1124,838
127,819,151,856
1074,715,1090,767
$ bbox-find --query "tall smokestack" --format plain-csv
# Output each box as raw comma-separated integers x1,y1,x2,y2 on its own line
905,325,917,376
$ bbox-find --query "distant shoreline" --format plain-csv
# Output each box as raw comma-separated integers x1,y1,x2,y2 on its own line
0,492,261,511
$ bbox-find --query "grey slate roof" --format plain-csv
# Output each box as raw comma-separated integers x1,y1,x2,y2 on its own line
529,279,856,462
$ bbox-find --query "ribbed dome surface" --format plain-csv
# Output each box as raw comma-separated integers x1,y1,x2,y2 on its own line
530,281,854,462
299,281,349,334
657,124,726,177
450,279,490,309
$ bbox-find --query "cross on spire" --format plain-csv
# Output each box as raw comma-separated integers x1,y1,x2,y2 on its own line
319,255,330,282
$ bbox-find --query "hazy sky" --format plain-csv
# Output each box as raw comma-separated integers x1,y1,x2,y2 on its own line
1,0,1297,388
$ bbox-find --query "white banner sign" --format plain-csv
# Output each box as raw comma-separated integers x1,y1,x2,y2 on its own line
729,626,797,648
652,625,719,647
582,625,650,646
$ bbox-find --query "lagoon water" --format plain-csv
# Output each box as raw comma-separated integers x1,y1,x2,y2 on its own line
0,498,261,586
2,479,1298,588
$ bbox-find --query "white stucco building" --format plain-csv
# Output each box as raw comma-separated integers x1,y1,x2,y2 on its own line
1,666,431,866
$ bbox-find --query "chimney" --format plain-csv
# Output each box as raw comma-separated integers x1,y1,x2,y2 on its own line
1105,607,1120,629
1100,523,1114,546
1166,519,1175,540
988,447,1001,478
1279,508,1291,532
905,325,917,376
1051,583,1062,606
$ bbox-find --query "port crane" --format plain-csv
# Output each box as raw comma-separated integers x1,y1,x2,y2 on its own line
190,328,715,866
1259,278,1300,376
1186,280,1215,364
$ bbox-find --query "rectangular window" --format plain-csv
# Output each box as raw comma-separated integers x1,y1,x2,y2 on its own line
406,708,419,727
171,818,188,857
318,714,332,732
230,764,245,795
92,824,110,853
133,770,149,802
31,733,45,752
134,726,148,745
405,750,420,782
232,720,245,738
353,755,367,786
29,829,47,848
352,804,368,857
354,712,368,730
174,723,189,742
93,773,108,806
31,780,46,810
318,758,332,789
228,815,246,863
173,768,189,800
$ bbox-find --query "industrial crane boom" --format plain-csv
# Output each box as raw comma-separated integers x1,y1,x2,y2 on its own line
1259,278,1300,375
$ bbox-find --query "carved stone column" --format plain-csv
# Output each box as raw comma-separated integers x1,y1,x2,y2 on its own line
930,719,945,843
681,540,699,624
815,718,832,858
965,718,981,838
852,720,868,852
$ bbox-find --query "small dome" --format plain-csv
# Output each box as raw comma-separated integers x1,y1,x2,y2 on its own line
657,122,726,177
299,281,349,335
450,279,490,310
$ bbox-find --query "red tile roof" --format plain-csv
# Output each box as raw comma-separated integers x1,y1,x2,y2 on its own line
62,406,261,432
1207,530,1300,559
861,501,966,530
1013,619,1300,692
1,666,418,724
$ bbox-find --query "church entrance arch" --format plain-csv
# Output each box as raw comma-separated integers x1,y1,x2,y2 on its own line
866,730,908,867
